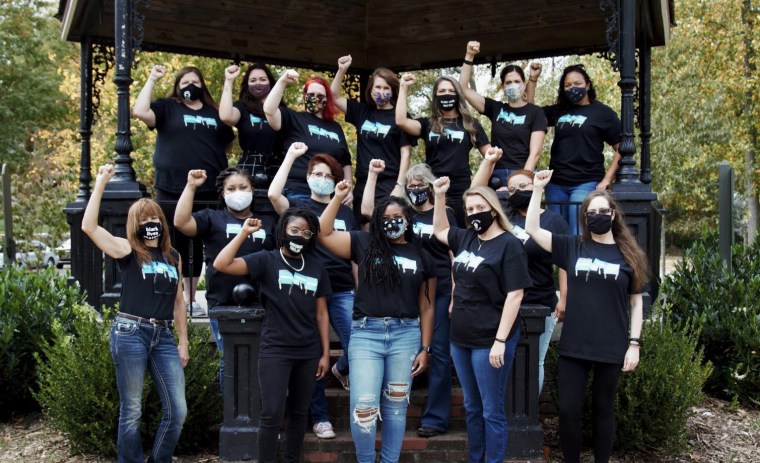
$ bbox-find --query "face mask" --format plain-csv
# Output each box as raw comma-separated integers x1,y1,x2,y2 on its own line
224,190,253,212
565,86,587,104
435,94,458,111
382,217,407,240
284,234,309,255
304,94,325,114
139,221,163,240
508,190,532,210
373,90,393,106
179,83,202,101
248,83,270,99
407,188,430,206
467,210,495,234
586,214,613,235
307,175,335,196
505,83,525,102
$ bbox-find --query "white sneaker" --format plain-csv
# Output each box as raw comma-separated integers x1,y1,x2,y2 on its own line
189,301,207,317
312,421,336,439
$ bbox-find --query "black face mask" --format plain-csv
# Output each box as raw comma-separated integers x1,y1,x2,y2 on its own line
435,94,458,111
179,83,203,101
586,214,613,235
508,190,532,210
382,217,408,240
467,210,495,235
139,221,163,240
407,188,430,206
284,234,309,255
565,86,587,104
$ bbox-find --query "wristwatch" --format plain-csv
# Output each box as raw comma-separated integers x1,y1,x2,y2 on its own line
420,345,432,354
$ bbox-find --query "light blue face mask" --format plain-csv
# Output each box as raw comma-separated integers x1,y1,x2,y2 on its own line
307,175,335,196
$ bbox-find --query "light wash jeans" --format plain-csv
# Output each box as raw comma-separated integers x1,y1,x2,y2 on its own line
544,181,597,235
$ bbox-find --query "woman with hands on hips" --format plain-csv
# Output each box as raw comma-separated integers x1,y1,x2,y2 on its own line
525,169,649,463
431,173,530,463
213,208,331,463
318,179,434,463
82,164,188,463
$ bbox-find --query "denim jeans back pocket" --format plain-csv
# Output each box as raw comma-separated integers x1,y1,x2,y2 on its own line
113,319,138,336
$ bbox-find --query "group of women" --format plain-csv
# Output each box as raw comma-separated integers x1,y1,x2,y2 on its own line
83,39,649,463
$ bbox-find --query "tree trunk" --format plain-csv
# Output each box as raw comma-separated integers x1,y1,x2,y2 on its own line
741,0,758,245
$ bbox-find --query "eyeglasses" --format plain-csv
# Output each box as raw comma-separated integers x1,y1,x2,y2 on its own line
287,226,313,239
585,208,613,217
310,172,334,180
506,182,533,194
305,93,326,101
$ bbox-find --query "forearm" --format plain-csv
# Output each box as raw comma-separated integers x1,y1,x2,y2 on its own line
361,172,379,218
173,299,188,344
525,78,538,104
317,303,330,357
602,151,621,184
331,67,346,97
213,232,248,271
174,184,197,234
471,159,496,188
558,269,568,305
395,146,412,186
629,294,643,339
82,181,106,234
133,78,155,118
264,80,286,116
432,191,450,242
319,195,341,236
219,80,238,125
343,164,353,182
419,281,435,347
267,155,295,214
524,132,545,171
525,185,543,234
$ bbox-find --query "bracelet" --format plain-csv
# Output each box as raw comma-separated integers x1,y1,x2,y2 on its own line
629,337,642,347
529,78,538,83
463,59,474,66
494,337,506,343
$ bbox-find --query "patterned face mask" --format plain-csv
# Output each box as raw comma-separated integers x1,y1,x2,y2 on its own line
373,90,393,106
139,221,163,240
505,83,525,102
382,217,408,240
307,175,335,196
304,94,326,114
565,86,587,104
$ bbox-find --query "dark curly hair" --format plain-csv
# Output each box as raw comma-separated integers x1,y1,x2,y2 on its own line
555,64,597,110
276,207,320,254
214,167,255,208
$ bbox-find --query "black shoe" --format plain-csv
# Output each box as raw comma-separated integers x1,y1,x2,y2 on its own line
417,426,445,438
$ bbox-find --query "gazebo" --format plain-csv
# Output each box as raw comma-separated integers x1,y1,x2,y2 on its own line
57,0,673,460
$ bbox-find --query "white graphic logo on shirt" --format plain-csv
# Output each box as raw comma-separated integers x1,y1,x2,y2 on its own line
413,222,434,239
393,256,418,273
360,120,391,138
429,128,465,143
574,258,620,281
307,124,340,142
277,269,319,295
510,224,530,244
250,114,268,127
183,115,218,129
453,250,485,272
496,108,526,125
141,261,179,280
226,224,266,241
557,114,588,128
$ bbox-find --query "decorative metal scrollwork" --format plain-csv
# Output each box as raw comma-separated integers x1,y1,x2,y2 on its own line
131,0,151,68
92,44,115,122
598,0,620,72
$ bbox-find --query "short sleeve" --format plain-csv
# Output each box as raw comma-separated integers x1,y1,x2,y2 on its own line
543,105,560,127
279,106,296,132
547,211,570,236
500,236,532,293
192,209,213,238
417,117,430,138
233,101,247,129
345,99,364,126
473,120,490,148
602,105,622,146
531,106,548,132
349,230,365,263
220,123,236,145
446,226,468,256
336,129,352,167
400,119,419,147
116,250,135,271
551,234,576,269
316,266,332,297
482,97,496,117
149,98,169,129
243,251,268,281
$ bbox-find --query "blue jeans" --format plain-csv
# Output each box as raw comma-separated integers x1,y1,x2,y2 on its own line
450,326,521,463
348,317,421,463
209,316,224,387
544,181,597,235
310,290,355,423
491,168,519,190
537,315,557,395
283,188,311,202
420,290,452,431
110,316,187,463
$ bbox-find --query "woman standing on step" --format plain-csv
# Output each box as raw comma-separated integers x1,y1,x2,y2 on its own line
432,170,531,463
319,180,434,463
525,170,649,463
82,164,188,463
214,207,331,463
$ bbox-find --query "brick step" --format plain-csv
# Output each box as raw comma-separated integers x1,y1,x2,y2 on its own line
302,430,544,463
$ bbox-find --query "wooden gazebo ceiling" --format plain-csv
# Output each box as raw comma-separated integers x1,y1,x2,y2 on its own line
59,0,673,72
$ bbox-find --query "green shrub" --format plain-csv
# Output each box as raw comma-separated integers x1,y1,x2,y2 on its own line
661,235,760,406
0,266,85,418
35,306,222,456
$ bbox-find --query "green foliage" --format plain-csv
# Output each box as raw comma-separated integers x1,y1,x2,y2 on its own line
34,306,222,456
661,234,760,406
614,313,712,453
0,266,85,418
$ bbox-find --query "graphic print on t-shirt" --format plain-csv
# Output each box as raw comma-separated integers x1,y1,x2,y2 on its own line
413,221,434,239
496,108,526,125
428,129,466,144
307,124,340,142
359,120,392,138
575,257,621,280
510,224,530,244
225,223,267,241
141,261,179,281
557,114,588,128
250,114,268,127
277,269,319,294
453,250,484,272
183,115,219,129
393,256,418,274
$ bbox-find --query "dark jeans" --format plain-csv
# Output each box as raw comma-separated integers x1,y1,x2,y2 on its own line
558,355,622,463
419,290,453,431
258,356,319,463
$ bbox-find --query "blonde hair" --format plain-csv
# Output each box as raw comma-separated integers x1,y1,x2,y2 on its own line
126,198,177,267
430,76,479,146
463,186,511,232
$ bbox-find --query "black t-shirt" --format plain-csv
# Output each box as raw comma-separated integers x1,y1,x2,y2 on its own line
417,116,489,184
243,250,331,359
290,198,358,291
509,209,569,308
482,98,547,170
150,98,235,194
448,227,531,348
349,231,432,319
551,234,636,364
544,101,621,186
279,107,352,193
411,207,456,295
233,101,284,159
346,100,416,183
193,208,276,308
117,247,180,320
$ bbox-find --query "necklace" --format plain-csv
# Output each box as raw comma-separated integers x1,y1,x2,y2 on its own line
279,248,305,271
477,237,485,251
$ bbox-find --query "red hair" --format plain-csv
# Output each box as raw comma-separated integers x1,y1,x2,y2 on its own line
303,76,340,122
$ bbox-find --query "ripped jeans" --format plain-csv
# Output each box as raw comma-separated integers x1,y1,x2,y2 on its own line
348,317,420,463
